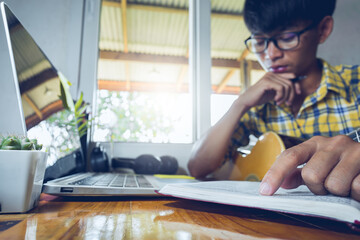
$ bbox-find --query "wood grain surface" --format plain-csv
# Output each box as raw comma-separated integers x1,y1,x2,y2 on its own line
0,194,360,239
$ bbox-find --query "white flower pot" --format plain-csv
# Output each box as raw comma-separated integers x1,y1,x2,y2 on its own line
0,150,47,213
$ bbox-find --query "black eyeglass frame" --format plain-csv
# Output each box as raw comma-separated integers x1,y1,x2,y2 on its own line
244,23,317,54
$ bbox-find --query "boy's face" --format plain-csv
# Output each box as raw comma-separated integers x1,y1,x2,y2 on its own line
253,23,319,77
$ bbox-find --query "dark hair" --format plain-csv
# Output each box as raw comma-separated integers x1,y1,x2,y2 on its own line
244,0,337,34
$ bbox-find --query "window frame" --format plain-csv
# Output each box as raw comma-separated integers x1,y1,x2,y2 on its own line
79,0,212,172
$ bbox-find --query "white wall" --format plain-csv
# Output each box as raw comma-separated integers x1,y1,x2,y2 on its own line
4,0,84,97
318,0,360,65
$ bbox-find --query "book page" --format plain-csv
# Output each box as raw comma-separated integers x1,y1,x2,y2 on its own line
171,181,360,210
159,181,360,223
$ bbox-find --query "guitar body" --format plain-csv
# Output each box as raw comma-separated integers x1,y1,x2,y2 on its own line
229,132,285,181
213,132,304,181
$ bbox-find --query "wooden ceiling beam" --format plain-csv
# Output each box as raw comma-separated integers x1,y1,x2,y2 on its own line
100,50,262,70
22,94,43,120
25,100,64,130
101,50,187,64
120,0,131,90
19,69,58,93
98,79,241,95
216,69,236,93
237,49,250,62
121,0,128,53
215,49,251,93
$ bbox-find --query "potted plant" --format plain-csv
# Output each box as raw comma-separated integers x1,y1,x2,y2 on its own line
0,135,47,213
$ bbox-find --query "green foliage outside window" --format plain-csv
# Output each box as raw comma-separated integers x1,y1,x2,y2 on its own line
95,90,176,143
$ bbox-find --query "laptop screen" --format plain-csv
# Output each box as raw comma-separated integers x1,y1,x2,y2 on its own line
2,3,85,180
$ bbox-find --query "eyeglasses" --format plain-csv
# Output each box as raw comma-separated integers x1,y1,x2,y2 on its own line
244,23,316,54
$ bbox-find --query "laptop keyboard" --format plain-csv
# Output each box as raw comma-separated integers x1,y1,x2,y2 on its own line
68,173,154,188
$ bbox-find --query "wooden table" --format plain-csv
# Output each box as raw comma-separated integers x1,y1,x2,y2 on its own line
1,194,360,239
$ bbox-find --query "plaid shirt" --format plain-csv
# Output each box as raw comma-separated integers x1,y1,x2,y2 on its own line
225,59,360,161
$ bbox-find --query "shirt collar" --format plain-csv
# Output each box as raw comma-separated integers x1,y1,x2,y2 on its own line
314,59,350,102
300,59,351,113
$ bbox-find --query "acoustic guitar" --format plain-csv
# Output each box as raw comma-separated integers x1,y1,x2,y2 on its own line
213,129,360,182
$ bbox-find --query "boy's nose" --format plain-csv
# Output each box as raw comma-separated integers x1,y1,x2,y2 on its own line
266,41,283,60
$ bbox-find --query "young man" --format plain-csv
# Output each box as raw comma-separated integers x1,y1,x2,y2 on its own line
188,0,360,201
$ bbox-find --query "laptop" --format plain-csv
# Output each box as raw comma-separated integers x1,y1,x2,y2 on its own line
1,2,196,197
43,172,198,196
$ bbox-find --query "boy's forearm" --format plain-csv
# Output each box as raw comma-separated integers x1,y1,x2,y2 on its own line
188,96,250,178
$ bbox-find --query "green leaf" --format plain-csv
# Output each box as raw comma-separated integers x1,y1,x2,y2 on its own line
76,105,87,116
76,114,86,120
78,122,87,132
76,118,84,125
35,144,43,150
21,142,35,150
74,92,84,111
1,137,21,150
58,71,75,111
1,145,19,150
0,135,6,148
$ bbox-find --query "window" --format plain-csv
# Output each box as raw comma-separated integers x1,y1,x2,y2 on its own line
94,0,192,144
82,0,265,165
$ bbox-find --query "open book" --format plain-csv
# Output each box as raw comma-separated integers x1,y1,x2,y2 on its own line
158,181,360,226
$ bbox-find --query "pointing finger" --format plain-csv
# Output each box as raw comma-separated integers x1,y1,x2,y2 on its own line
259,139,318,195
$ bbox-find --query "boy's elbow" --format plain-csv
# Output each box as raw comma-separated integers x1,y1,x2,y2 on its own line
187,157,205,178
187,156,218,179
187,158,199,177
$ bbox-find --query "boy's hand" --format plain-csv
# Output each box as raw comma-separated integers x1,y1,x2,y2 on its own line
240,72,301,109
259,135,360,201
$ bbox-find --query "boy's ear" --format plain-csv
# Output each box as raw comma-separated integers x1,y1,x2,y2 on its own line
318,16,334,44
